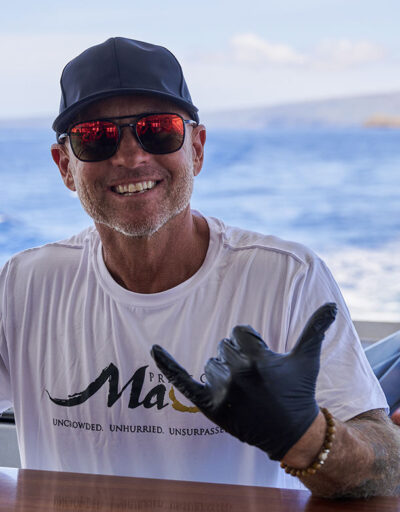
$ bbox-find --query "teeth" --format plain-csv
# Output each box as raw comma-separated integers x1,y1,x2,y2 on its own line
114,181,156,195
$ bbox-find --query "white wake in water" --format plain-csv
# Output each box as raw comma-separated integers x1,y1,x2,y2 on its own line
322,241,400,322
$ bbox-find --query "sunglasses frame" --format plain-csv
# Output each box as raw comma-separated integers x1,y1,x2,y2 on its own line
57,112,198,162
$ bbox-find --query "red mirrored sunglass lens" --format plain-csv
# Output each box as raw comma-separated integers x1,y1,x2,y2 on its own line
136,114,184,136
70,121,119,161
71,121,119,142
136,114,184,154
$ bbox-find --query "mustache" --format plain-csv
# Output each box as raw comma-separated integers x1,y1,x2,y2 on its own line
106,165,169,184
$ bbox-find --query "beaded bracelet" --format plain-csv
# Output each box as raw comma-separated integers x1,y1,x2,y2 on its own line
280,407,336,477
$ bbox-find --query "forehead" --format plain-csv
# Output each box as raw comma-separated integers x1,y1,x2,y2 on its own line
76,94,189,121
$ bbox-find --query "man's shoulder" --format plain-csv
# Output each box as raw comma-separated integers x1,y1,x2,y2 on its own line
2,226,98,274
208,216,318,267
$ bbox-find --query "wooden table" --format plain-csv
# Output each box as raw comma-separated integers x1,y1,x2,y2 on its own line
0,467,399,511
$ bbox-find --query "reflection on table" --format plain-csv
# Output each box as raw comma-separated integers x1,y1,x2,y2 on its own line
0,466,399,512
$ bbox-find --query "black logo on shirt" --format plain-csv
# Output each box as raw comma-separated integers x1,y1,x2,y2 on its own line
46,363,201,414
46,363,168,410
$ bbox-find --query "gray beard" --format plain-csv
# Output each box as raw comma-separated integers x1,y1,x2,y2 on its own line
76,161,194,239
93,192,191,239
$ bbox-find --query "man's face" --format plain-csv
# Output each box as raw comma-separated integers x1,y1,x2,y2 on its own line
53,95,205,238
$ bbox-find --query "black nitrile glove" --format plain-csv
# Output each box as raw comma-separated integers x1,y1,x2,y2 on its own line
151,303,337,461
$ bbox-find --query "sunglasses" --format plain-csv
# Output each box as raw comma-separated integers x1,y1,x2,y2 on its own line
57,112,198,162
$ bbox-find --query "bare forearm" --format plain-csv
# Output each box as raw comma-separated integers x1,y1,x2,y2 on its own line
283,409,400,498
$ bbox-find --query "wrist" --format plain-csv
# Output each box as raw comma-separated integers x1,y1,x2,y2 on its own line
281,410,327,468
281,408,336,477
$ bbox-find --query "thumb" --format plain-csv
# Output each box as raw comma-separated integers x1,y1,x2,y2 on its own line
151,345,205,406
293,303,337,357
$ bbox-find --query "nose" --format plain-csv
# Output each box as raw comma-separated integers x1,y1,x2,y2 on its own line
109,125,151,166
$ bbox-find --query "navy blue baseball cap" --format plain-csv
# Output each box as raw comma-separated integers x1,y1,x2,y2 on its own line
52,37,199,135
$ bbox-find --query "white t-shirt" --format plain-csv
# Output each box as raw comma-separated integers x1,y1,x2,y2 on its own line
0,215,387,489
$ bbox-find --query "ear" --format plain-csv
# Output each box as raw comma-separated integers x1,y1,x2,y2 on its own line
51,143,76,191
191,124,206,177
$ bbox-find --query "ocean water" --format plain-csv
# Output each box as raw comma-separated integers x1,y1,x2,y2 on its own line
1,125,400,321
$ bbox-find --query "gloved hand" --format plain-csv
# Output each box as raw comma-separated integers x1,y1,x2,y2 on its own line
151,303,337,461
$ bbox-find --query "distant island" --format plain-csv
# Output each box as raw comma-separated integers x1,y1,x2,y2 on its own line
364,115,400,128
2,91,400,131
202,91,400,130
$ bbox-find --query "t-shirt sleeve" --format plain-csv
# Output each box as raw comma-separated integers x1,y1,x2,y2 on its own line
285,255,388,422
0,319,12,413
0,263,13,413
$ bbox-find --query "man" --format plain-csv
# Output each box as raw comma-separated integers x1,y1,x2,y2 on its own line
0,37,398,498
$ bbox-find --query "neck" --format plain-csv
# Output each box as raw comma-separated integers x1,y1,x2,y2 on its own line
96,209,210,293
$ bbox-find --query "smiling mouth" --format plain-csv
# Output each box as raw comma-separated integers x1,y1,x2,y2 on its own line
111,180,158,196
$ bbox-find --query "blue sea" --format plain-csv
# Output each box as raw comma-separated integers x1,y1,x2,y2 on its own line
1,124,400,321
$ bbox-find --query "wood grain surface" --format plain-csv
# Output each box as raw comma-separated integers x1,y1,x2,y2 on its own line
0,467,398,511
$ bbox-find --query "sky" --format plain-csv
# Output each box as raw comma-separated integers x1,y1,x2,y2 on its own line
1,0,400,119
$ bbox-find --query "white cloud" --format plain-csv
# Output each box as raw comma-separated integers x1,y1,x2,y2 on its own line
314,39,385,68
230,33,307,65
227,33,385,70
